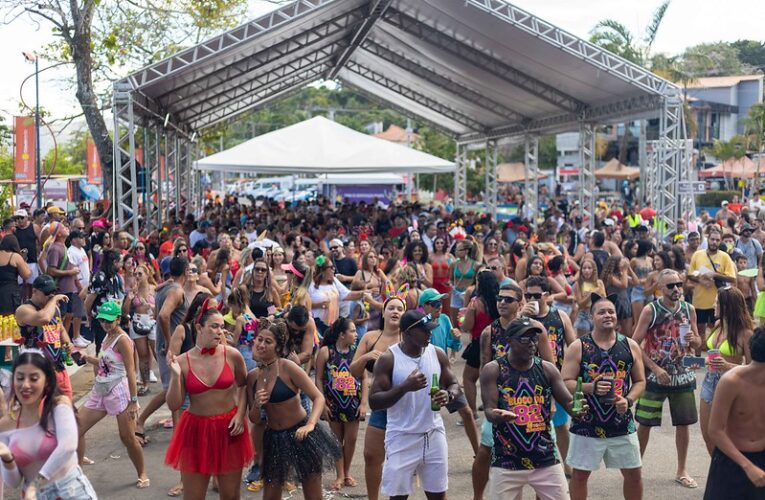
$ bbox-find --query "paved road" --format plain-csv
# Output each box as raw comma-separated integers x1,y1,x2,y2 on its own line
70,359,709,499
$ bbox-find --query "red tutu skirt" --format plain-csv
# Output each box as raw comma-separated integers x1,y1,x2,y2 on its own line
165,407,253,475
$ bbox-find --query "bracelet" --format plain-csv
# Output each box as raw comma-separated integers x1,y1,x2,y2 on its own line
1,455,14,464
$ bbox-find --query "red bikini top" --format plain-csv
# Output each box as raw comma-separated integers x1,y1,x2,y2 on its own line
185,346,235,395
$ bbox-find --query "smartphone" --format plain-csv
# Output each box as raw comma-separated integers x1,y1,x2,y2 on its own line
71,351,87,366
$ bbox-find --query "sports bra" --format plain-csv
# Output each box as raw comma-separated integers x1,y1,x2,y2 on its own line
706,327,736,357
185,346,235,395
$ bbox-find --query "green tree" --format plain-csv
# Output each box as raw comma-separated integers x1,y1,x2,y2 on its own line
730,40,765,70
742,103,765,187
589,0,670,66
681,42,751,77
704,136,747,190
1,0,261,195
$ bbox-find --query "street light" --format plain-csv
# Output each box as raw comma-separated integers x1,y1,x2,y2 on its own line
22,51,42,209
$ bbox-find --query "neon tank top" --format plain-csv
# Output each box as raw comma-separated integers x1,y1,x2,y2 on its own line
569,334,635,438
492,356,557,471
323,346,361,420
537,307,565,370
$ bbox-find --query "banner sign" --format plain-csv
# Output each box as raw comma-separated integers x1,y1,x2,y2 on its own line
14,116,36,183
86,138,103,185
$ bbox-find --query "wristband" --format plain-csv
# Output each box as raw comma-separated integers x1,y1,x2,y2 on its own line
130,395,138,403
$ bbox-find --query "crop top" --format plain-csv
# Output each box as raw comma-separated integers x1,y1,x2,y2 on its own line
185,346,235,395
0,404,79,487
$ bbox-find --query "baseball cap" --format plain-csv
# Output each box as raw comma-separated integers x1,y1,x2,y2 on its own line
70,229,86,240
721,200,729,207
329,238,344,249
740,223,753,234
19,202,30,209
46,206,65,216
400,310,438,333
603,218,615,226
96,301,122,322
418,288,447,307
32,274,57,294
13,209,28,218
506,318,543,339
635,224,649,232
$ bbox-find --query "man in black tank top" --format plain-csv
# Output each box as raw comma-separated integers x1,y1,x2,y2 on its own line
13,210,39,298
561,297,646,500
480,318,585,498
525,276,577,476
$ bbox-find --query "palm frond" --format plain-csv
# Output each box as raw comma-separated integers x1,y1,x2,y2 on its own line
644,0,671,54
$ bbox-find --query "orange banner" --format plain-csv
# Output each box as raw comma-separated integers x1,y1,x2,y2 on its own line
86,138,103,185
14,116,36,184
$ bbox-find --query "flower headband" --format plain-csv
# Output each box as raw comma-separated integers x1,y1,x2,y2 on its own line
315,255,328,267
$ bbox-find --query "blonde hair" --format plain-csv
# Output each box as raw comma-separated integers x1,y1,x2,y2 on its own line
135,264,156,286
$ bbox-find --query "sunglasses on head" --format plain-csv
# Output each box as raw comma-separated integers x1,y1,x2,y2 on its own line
405,313,433,332
496,295,518,303
665,282,683,290
524,292,543,300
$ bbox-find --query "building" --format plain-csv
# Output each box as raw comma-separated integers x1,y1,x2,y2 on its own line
685,74,764,147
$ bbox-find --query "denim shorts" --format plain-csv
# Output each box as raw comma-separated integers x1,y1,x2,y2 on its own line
630,286,647,303
369,409,387,430
574,311,593,332
451,288,466,309
700,371,721,404
35,466,97,500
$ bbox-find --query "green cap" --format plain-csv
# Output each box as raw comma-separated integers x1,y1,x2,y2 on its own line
96,301,122,322
418,288,447,306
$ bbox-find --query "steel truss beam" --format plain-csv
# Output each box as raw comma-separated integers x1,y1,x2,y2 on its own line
143,124,159,233
157,7,365,106
523,136,539,225
361,39,528,123
454,143,468,209
112,83,140,236
646,142,658,208
327,0,393,79
578,122,596,230
125,0,338,90
464,0,673,96
340,82,455,137
178,138,191,215
166,130,179,214
382,9,585,114
193,65,328,130
172,41,345,119
344,61,485,131
484,140,498,218
679,139,695,220
654,95,686,237
459,94,664,143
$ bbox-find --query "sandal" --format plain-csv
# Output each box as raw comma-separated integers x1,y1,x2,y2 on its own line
136,478,150,489
330,478,343,491
675,476,698,489
167,484,183,497
137,386,150,397
246,480,264,493
82,457,95,465
344,476,358,487
163,418,174,429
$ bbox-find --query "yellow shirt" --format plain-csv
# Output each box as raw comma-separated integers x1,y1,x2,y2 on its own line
688,249,736,310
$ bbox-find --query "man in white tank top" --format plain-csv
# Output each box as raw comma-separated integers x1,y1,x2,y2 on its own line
369,310,462,500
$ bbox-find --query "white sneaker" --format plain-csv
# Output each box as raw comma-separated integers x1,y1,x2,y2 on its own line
149,371,158,383
72,337,91,348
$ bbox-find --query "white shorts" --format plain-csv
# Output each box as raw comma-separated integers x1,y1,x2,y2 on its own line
382,429,448,496
489,465,570,500
18,263,39,285
567,432,642,471
129,314,157,341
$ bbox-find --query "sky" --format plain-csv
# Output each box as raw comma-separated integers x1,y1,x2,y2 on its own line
0,0,763,146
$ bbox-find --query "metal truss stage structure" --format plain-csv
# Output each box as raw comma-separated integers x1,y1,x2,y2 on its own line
113,0,692,236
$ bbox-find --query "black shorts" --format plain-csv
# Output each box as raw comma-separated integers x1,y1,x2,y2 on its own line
696,308,715,325
704,448,765,500
461,338,481,369
445,393,468,414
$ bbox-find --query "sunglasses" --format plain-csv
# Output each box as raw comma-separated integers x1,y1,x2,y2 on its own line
330,246,341,251
405,313,433,332
524,293,543,300
665,282,683,290
515,334,539,345
136,246,145,250
178,248,188,252
496,295,518,303
188,268,199,274
426,300,442,308
254,267,268,273
489,265,500,271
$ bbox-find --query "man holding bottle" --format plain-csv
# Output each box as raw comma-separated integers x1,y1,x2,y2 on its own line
369,310,462,500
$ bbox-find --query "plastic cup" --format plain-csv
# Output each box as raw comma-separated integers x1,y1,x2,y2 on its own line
707,349,721,373
678,324,690,347
600,376,616,405
529,301,540,316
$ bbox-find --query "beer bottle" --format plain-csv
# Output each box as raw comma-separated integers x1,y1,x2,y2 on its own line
430,373,441,411
573,376,584,413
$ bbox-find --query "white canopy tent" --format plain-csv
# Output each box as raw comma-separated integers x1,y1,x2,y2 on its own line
195,116,454,174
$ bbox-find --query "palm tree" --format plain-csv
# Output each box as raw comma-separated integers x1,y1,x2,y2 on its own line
742,103,765,189
590,1,671,66
651,55,699,139
704,136,747,190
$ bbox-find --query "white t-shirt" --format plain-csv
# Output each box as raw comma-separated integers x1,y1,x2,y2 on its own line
67,246,90,289
308,279,351,322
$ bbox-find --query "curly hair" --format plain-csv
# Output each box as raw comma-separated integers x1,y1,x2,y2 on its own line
266,319,290,357
404,241,429,264
600,256,623,287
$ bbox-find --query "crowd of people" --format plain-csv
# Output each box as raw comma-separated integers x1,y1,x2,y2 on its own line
0,193,762,499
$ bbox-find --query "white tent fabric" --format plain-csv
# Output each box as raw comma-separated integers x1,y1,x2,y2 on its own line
195,116,454,174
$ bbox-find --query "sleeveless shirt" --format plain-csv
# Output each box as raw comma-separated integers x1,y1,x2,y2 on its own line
536,307,565,370
569,333,635,438
643,300,695,392
492,356,558,470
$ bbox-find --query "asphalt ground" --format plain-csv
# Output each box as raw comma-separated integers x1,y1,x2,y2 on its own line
56,354,710,500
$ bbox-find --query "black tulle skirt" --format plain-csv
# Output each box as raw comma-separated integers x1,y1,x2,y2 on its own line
262,418,341,484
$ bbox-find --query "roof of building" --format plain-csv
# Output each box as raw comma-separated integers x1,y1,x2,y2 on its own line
373,124,420,143
686,74,764,89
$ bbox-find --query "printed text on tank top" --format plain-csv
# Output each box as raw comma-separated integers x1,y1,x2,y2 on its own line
535,307,565,369
185,346,235,395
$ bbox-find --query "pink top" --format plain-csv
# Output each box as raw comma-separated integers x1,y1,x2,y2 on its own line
0,404,79,486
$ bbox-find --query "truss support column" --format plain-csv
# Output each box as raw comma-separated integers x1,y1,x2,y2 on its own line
578,122,596,230
638,119,647,203
179,138,190,215
646,141,658,212
523,135,539,226
454,142,467,209
656,94,685,238
679,139,696,222
165,130,178,219
112,82,140,236
484,140,498,219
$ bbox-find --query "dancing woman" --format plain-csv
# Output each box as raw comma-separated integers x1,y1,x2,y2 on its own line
165,304,252,499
